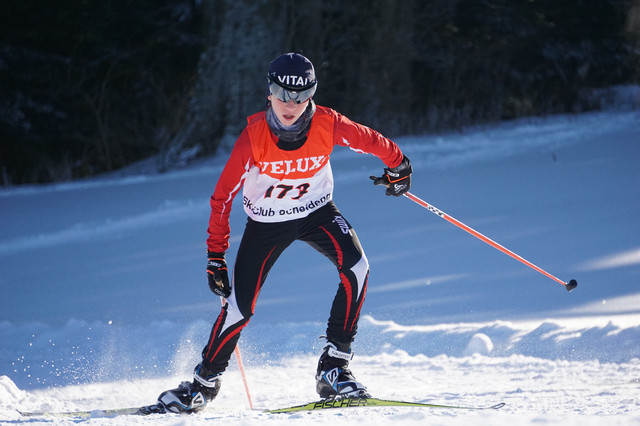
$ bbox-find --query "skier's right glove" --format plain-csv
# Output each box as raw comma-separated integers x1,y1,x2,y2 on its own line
207,251,230,298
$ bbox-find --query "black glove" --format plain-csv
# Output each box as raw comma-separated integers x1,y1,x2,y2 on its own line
370,155,412,196
207,252,230,298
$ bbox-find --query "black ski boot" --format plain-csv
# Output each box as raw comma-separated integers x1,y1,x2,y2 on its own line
316,341,370,400
155,363,222,414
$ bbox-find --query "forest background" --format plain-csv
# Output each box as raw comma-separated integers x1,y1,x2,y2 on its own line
1,0,639,185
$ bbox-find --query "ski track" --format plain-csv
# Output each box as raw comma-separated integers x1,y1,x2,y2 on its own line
2,355,639,425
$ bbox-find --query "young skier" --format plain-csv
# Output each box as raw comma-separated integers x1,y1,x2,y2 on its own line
153,52,412,413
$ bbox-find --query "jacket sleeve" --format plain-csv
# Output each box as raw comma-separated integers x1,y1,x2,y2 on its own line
206,129,253,253
330,109,404,168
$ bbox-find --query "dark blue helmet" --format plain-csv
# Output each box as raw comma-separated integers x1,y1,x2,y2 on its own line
267,53,317,103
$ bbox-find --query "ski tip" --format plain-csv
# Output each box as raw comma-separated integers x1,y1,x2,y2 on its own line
491,402,506,409
565,279,578,292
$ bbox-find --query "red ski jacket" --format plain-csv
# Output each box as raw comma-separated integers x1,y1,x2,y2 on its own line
206,105,404,253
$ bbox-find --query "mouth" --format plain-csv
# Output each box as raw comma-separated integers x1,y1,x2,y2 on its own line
281,114,297,123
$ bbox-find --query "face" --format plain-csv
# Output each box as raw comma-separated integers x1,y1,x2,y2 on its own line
268,95,309,126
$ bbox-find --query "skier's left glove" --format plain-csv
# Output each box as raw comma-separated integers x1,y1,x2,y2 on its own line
207,251,230,298
370,155,412,196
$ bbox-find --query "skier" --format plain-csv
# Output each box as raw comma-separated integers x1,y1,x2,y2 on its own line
153,52,412,413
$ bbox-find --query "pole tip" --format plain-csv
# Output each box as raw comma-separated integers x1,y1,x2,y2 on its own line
565,279,578,292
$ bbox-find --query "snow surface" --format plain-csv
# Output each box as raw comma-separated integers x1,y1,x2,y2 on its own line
1,110,639,425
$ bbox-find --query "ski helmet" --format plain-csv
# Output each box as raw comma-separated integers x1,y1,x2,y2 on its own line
267,53,317,104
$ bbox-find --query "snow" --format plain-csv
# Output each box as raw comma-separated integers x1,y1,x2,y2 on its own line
1,109,639,425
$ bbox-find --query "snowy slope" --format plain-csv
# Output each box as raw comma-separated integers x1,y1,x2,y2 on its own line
1,110,639,425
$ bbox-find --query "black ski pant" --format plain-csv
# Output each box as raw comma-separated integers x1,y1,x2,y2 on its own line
201,201,369,374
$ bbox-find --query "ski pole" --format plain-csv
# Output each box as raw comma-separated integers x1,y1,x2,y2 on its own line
403,191,578,292
233,345,253,409
221,297,254,409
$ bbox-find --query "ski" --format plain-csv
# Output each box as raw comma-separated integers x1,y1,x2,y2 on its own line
19,398,506,418
18,402,169,418
18,406,144,418
265,397,506,413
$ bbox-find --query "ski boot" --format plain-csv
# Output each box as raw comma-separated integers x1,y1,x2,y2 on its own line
153,363,222,414
316,341,370,400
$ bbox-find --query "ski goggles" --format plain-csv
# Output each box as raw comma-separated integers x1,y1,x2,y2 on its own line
268,81,317,104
